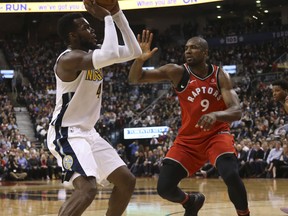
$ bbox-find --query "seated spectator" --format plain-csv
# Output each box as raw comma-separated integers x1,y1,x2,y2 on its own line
239,139,256,178
116,143,129,165
255,141,271,178
150,136,159,148
130,151,145,177
6,153,27,180
40,152,49,180
249,141,264,177
128,140,139,162
270,144,288,178
18,151,28,174
47,153,61,180
0,143,9,156
265,140,283,178
143,150,157,177
27,153,41,180
150,148,164,176
241,140,256,178
236,144,248,177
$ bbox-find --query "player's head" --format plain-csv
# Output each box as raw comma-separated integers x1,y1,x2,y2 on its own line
184,36,208,66
272,79,288,102
57,13,97,50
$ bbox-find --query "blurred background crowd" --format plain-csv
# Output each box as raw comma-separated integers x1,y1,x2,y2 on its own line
0,0,287,181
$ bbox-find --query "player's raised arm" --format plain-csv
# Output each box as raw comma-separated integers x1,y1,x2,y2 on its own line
56,0,119,81
128,30,178,84
112,5,142,63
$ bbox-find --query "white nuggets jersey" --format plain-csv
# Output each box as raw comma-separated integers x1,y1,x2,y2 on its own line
51,50,103,130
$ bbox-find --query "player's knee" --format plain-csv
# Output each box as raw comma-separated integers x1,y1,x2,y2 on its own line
157,161,186,200
81,187,97,203
124,172,136,192
217,154,240,185
156,184,166,199
157,180,172,199
219,163,240,186
222,168,239,183
116,171,136,193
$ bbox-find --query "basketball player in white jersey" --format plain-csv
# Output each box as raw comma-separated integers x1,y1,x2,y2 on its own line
272,79,288,214
46,1,141,216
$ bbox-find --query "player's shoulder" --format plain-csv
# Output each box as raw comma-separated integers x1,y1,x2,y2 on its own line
217,67,231,79
217,67,234,89
58,49,88,66
61,49,87,58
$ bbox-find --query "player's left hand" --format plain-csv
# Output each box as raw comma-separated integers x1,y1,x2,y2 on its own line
83,0,110,21
195,113,217,131
110,1,120,15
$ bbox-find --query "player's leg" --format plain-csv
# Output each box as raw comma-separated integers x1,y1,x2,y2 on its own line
106,165,136,216
216,154,250,216
47,126,100,216
157,158,187,202
59,175,97,216
157,158,205,216
90,132,135,216
207,134,250,216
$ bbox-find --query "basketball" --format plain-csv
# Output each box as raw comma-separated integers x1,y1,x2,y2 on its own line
95,0,117,11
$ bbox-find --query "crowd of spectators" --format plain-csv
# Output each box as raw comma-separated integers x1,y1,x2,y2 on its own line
0,19,287,181
0,79,62,181
202,19,287,39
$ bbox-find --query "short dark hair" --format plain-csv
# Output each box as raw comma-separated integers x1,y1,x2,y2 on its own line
272,79,288,91
57,13,83,44
187,36,208,51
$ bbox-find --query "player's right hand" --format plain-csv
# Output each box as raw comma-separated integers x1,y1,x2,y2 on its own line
137,30,158,62
83,0,110,21
195,112,217,131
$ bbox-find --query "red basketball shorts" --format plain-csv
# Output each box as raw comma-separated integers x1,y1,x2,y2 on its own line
165,133,236,176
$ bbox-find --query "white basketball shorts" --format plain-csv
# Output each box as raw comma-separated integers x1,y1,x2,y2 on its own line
47,125,126,186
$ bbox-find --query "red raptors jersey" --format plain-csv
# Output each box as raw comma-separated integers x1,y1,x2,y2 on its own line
174,63,230,144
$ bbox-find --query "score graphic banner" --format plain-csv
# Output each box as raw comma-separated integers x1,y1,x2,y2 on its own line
0,0,222,13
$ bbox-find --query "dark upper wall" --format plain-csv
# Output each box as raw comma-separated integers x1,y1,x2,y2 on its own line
0,0,286,40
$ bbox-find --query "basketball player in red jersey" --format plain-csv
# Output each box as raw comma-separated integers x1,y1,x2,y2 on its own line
272,79,288,214
128,30,250,216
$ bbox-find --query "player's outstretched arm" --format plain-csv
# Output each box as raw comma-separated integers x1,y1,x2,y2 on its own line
128,30,164,84
128,30,181,85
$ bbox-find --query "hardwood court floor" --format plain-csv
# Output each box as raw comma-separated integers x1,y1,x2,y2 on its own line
0,177,287,216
